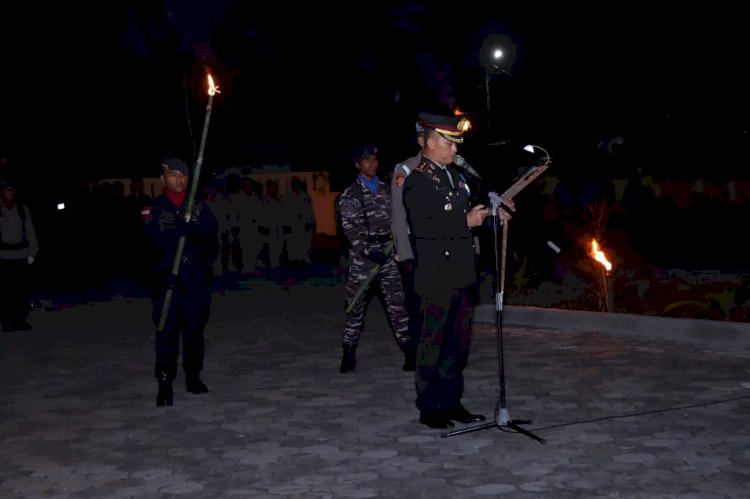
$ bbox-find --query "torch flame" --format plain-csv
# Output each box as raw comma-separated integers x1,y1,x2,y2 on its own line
207,74,221,96
591,239,612,271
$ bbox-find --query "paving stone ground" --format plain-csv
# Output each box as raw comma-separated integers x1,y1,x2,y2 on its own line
1,271,749,498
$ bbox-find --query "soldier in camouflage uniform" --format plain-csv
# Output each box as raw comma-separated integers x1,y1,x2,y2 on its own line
338,144,412,373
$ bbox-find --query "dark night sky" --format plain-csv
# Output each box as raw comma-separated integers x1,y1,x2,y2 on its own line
2,2,749,186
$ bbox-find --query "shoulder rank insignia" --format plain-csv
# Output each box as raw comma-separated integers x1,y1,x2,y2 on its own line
414,160,432,173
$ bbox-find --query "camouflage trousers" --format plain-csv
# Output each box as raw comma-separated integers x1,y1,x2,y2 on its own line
343,256,410,350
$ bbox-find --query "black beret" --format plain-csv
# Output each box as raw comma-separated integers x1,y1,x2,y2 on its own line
351,144,378,162
162,158,191,176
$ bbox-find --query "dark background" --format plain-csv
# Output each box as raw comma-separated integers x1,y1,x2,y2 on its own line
3,3,748,177
1,2,748,284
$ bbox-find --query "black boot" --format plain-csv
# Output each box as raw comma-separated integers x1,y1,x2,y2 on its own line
402,347,416,372
185,373,209,394
339,344,356,373
156,372,173,407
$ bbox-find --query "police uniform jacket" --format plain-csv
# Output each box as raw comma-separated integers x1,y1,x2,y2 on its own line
403,158,475,295
142,194,219,290
390,152,421,261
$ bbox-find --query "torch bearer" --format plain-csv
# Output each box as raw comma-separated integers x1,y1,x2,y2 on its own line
157,73,220,332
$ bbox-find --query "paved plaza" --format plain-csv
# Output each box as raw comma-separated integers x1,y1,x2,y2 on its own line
1,271,749,498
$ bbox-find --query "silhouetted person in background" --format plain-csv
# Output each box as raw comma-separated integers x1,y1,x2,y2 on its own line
0,179,39,332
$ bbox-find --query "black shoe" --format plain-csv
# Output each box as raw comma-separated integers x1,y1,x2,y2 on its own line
339,344,356,373
445,405,486,424
419,412,455,429
186,376,209,394
402,348,416,372
156,374,173,407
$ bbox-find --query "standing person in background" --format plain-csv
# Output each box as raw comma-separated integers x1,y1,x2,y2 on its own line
235,177,264,276
0,179,38,332
338,144,413,373
403,112,507,429
203,179,236,279
141,158,219,407
284,176,316,269
260,179,286,272
390,120,425,371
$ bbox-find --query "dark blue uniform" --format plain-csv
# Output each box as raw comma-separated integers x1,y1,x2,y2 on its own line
403,157,476,416
142,194,219,385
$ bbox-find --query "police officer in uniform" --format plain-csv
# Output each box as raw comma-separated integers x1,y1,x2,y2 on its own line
390,121,425,371
403,112,494,429
338,144,412,373
142,158,219,407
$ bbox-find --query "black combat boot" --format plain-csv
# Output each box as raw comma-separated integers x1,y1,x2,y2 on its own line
185,373,209,394
339,344,356,373
402,347,416,372
156,372,173,407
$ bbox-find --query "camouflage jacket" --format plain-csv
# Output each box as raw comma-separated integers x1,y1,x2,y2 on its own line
338,177,393,260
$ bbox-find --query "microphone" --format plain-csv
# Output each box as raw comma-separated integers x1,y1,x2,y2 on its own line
454,155,482,181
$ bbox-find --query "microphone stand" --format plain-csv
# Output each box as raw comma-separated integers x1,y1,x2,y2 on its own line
443,147,551,442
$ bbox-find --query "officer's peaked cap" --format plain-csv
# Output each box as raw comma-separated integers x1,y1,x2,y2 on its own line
417,112,470,144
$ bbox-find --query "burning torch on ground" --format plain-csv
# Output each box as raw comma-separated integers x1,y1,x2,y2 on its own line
591,239,614,312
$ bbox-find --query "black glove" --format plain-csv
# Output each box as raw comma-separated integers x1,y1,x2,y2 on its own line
176,214,200,238
366,250,389,266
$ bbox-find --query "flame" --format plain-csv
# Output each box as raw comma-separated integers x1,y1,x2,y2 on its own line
591,239,612,271
453,107,471,132
207,74,221,96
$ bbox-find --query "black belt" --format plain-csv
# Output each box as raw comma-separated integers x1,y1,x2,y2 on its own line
366,234,392,244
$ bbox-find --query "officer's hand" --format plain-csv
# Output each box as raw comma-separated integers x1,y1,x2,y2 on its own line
366,249,389,266
165,273,178,289
467,204,491,228
496,206,513,221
